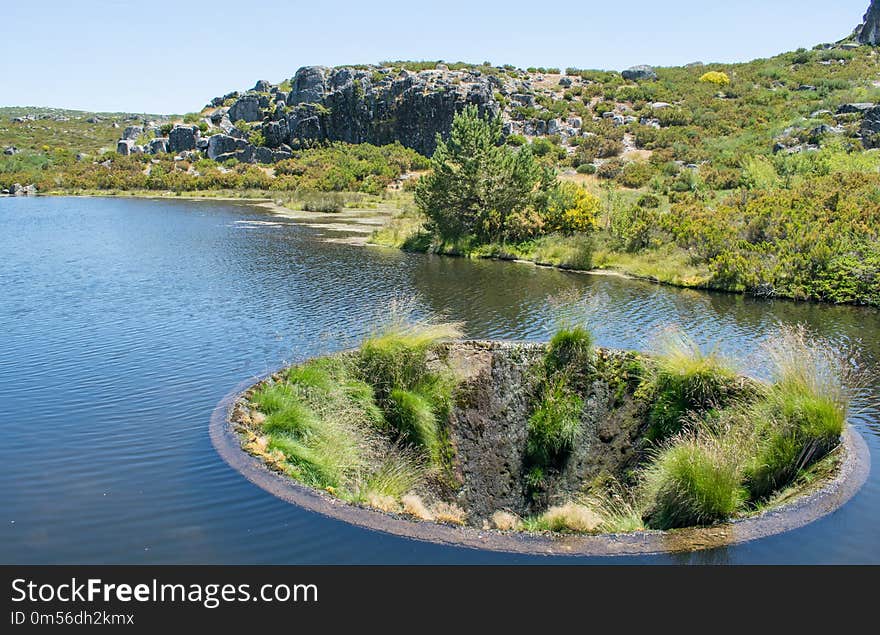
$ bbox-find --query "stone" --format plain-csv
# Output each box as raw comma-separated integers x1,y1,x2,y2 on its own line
796,85,817,91
148,138,169,154
262,119,289,148
857,0,880,45
287,66,328,105
837,102,875,114
209,107,229,124
566,116,582,128
228,94,263,123
206,134,254,162
121,125,143,140
253,79,272,92
254,146,274,163
167,125,199,153
10,183,37,196
4,146,18,155
621,65,657,81
558,76,572,87
116,139,134,155
651,102,671,109
860,104,880,146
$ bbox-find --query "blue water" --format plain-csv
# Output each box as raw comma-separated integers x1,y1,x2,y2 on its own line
0,196,877,563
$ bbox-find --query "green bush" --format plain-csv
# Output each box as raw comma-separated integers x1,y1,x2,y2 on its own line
576,163,597,174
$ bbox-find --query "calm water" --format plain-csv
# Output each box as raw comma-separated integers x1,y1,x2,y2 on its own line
0,196,877,564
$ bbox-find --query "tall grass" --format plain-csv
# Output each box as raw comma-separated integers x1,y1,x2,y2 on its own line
742,325,855,499
642,433,747,530
647,328,738,440
356,299,462,464
526,378,584,465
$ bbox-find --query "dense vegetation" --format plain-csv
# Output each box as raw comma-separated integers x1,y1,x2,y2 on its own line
237,315,857,534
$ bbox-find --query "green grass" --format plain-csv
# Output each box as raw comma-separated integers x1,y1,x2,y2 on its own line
526,378,584,465
742,325,850,499
647,329,738,441
388,388,440,460
545,325,594,374
642,435,747,530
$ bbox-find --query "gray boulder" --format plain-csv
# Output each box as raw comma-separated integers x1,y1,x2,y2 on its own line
4,146,18,155
228,94,264,123
148,138,169,154
253,79,272,93
837,102,875,114
117,139,134,155
168,125,199,152
287,103,324,143
558,77,572,87
621,65,657,81
10,183,37,196
209,107,229,124
254,147,274,164
122,125,143,140
206,134,255,162
262,119,289,148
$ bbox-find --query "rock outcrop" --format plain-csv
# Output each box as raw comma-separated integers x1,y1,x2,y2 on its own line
621,65,657,81
857,0,880,45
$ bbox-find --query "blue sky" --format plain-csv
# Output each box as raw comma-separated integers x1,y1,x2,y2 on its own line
0,0,870,114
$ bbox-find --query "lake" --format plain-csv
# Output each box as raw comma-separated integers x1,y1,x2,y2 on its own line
1,195,877,563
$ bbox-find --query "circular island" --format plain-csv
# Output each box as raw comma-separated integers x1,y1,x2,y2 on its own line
212,322,870,556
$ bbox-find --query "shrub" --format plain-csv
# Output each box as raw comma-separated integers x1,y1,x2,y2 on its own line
543,182,601,235
618,161,653,188
642,435,746,529
576,163,597,174
699,71,731,87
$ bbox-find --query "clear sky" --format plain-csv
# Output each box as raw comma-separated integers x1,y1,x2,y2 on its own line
0,0,871,114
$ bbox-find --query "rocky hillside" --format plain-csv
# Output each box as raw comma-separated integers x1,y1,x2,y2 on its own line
114,62,628,163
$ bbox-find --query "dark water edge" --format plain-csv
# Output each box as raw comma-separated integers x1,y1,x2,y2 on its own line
0,195,877,564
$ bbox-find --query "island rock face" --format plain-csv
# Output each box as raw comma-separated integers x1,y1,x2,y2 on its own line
857,0,880,44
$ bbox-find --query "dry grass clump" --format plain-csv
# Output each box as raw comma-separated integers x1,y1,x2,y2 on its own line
491,511,523,531
531,502,603,533
365,492,401,513
401,494,434,521
432,502,467,525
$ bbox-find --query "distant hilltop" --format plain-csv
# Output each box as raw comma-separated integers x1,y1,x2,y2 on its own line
106,1,880,166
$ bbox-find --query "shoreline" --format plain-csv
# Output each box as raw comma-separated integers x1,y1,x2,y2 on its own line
16,190,879,308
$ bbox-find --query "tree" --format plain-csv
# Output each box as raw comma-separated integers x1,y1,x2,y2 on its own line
415,105,552,243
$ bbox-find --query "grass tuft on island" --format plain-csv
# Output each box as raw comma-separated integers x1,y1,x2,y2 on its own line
232,314,863,536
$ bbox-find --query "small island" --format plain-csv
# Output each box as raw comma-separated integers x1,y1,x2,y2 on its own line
220,311,867,552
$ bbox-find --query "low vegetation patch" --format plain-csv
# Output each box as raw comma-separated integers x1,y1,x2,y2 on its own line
233,314,859,537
